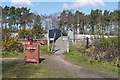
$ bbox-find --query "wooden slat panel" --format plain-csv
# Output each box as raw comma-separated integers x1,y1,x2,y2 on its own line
24,44,39,64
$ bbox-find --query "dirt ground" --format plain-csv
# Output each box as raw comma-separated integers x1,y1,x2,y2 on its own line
2,54,112,78
42,54,108,78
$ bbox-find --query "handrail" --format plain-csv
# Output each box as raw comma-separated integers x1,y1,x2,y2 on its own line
18,39,47,41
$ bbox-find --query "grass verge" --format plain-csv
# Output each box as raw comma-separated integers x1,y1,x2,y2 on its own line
2,44,54,58
40,44,55,54
2,51,24,58
40,45,52,54
2,60,74,78
63,46,118,78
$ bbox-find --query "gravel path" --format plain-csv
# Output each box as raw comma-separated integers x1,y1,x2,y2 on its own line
52,36,109,78
45,55,108,78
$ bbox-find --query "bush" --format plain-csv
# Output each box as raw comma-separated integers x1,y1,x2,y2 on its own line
2,36,23,52
98,36,118,49
18,27,32,39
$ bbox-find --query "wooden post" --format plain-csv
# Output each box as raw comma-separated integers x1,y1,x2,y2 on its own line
86,37,89,49
75,34,77,45
47,30,50,51
37,44,39,64
67,37,69,52
24,44,26,64
51,33,56,52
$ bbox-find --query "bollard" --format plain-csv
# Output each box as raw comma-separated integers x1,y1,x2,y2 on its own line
86,37,89,49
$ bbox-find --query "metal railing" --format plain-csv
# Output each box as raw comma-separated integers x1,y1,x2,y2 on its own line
18,39,46,41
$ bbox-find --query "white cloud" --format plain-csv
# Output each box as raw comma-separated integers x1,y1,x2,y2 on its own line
102,11,104,14
11,0,32,6
63,3,70,9
63,0,105,9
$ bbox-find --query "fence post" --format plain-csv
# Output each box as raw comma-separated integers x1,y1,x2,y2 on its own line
51,33,56,52
75,34,77,45
67,37,69,52
86,37,89,49
47,30,50,51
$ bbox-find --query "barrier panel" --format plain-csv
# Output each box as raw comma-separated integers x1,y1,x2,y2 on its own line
24,44,39,64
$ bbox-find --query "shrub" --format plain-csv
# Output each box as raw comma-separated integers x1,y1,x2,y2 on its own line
2,36,23,52
98,36,118,49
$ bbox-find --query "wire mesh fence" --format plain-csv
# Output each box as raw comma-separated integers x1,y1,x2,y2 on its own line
68,34,118,47
69,37,100,48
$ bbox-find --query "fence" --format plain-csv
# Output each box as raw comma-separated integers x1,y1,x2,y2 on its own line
68,34,117,49
69,36,100,48
18,39,47,44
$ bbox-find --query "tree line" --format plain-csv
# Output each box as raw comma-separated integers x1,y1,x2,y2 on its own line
58,9,119,35
1,6,43,39
1,6,119,39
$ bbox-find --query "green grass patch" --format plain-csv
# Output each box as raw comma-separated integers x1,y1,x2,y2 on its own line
2,60,74,78
2,44,54,57
2,51,24,58
2,61,41,78
40,45,53,54
40,44,55,54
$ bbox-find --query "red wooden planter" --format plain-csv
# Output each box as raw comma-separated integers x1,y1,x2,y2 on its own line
24,44,39,64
